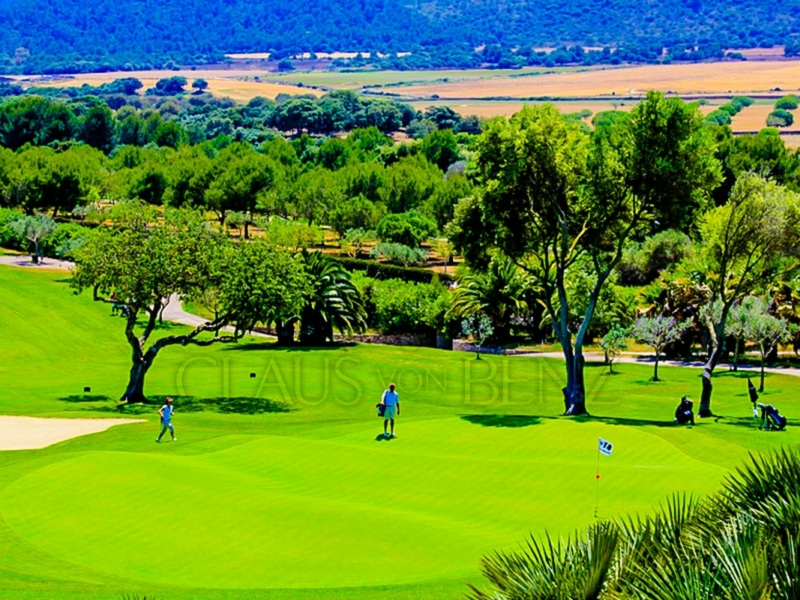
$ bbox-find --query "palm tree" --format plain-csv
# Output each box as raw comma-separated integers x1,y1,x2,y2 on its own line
469,449,800,600
450,257,532,342
287,251,366,345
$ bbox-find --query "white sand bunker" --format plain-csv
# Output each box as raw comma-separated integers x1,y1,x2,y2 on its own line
0,416,145,450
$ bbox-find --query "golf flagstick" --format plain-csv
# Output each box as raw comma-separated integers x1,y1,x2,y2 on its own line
596,438,613,518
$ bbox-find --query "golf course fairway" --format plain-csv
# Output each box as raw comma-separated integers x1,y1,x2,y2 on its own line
1,264,799,599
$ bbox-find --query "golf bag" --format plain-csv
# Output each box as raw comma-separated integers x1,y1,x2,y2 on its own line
758,403,787,431
674,396,695,426
376,403,386,417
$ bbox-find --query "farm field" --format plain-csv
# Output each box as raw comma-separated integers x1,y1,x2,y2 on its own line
2,263,800,599
11,70,320,102
267,66,579,90
391,61,800,99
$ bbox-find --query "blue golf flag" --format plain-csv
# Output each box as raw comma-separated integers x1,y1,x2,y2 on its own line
598,438,613,456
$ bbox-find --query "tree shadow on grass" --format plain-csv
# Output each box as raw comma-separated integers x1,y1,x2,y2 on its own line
461,414,547,428
59,394,112,403
572,414,682,428
83,394,294,415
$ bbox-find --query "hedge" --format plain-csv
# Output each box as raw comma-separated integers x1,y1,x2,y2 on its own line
334,256,455,285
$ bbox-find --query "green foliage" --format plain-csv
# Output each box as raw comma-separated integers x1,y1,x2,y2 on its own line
767,109,794,127
599,324,628,373
370,242,429,267
262,218,324,250
339,227,376,258
472,449,800,600
420,129,460,171
775,95,799,110
335,256,453,285
618,229,694,285
367,277,444,335
450,257,531,340
296,250,366,343
376,211,437,247
9,214,57,261
632,315,690,380
329,195,383,238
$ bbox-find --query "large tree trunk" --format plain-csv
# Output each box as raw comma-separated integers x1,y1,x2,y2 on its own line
121,360,150,403
699,314,728,418
760,357,766,393
276,319,296,345
699,341,722,418
563,350,587,415
653,354,660,382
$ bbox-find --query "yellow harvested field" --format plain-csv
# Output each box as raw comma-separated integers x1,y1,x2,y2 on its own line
732,103,800,132
394,61,800,99
14,70,320,101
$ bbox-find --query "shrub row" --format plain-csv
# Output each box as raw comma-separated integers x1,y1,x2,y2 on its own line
334,256,454,285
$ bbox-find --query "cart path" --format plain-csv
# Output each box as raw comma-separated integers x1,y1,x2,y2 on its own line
515,351,800,379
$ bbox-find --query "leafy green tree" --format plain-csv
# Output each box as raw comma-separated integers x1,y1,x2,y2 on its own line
379,155,442,213
72,207,308,403
153,121,187,149
78,104,116,154
741,297,794,391
461,315,494,360
420,128,460,171
117,114,149,146
289,167,343,225
192,78,209,93
599,324,628,373
724,297,755,372
0,96,77,149
9,214,56,263
451,94,720,415
691,174,799,416
329,194,383,238
632,315,689,381
315,137,352,170
151,76,188,96
205,148,284,235
767,109,794,127
376,211,437,247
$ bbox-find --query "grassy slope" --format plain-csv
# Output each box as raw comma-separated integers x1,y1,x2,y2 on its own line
0,265,798,599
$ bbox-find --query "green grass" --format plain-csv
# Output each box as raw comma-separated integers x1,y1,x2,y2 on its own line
1,264,799,599
265,67,580,90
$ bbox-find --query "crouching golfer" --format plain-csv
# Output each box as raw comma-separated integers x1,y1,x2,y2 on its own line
381,383,400,438
156,397,176,442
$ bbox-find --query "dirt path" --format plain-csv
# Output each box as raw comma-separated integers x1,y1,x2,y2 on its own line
0,416,145,450
516,351,800,379
0,254,74,270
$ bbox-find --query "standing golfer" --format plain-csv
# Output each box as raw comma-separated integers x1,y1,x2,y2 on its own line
380,383,400,438
156,397,176,442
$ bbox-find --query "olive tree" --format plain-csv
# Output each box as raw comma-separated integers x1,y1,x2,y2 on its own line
450,93,720,415
692,174,800,416
72,205,309,403
632,315,690,381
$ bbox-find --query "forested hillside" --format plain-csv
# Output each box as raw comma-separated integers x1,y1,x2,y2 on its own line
2,0,800,73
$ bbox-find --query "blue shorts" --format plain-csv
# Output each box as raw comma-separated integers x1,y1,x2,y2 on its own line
383,406,396,419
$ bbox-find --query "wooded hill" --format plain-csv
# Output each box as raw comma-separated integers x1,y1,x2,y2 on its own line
3,0,800,73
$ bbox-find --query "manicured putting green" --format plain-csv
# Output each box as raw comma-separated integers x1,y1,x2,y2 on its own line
1,265,799,599
1,419,724,588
